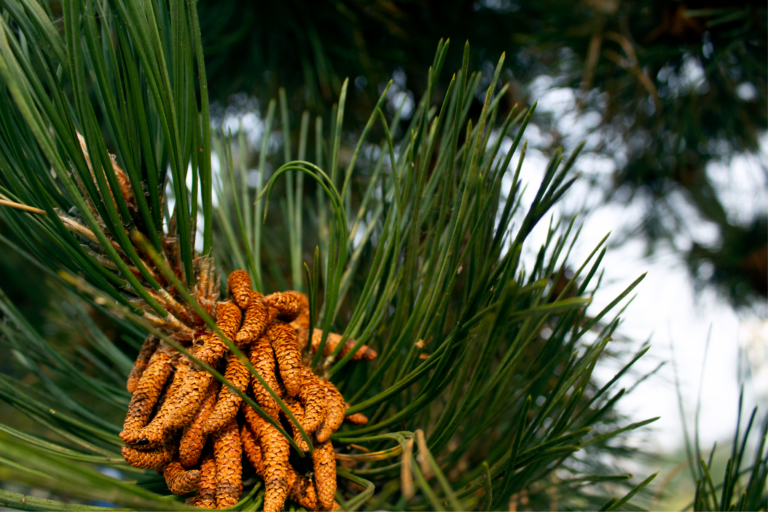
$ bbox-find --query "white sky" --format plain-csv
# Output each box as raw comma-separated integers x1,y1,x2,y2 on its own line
513,83,768,453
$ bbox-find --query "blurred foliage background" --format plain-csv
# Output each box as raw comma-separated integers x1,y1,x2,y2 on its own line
196,0,767,308
0,0,765,509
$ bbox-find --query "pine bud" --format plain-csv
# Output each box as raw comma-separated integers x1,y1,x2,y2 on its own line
204,353,250,436
263,291,301,321
126,335,159,393
313,440,337,511
121,343,175,442
213,419,243,509
267,322,303,397
236,291,269,345
164,460,201,495
179,379,218,467
227,270,252,309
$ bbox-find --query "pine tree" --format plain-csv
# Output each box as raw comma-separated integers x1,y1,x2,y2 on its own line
194,0,768,308
0,0,686,509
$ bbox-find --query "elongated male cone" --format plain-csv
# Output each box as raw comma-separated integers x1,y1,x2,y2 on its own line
227,270,252,309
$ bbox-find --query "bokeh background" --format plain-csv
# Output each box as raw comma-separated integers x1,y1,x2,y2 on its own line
197,5,768,504
0,0,765,508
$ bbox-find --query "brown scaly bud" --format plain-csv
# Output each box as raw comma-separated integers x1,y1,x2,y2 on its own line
164,365,215,432
121,441,175,470
193,334,220,367
253,411,291,512
287,291,310,345
344,401,369,425
240,423,264,476
126,356,190,447
311,329,377,361
191,448,217,508
241,400,264,435
179,379,218,467
267,322,303,397
164,460,201,495
76,131,134,212
344,412,369,425
213,419,242,509
217,301,243,339
227,270,252,309
203,353,250,436
313,440,337,511
249,334,282,418
287,467,319,510
297,367,326,435
197,256,211,303
126,335,159,393
263,292,301,321
120,345,178,444
316,379,346,443
197,302,242,365
196,256,219,315
218,301,243,338
325,381,347,430
235,292,269,345
283,397,309,452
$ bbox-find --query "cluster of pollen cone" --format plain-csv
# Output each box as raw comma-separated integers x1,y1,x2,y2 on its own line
120,270,376,511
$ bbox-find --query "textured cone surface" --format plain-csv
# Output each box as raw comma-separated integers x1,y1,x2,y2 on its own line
192,449,217,508
190,334,213,365
287,292,310,344
117,269,380,510
121,442,174,469
344,412,369,425
316,379,346,443
268,322,303,397
240,399,263,436
248,408,290,512
227,270,252,309
311,329,377,361
284,398,309,452
313,440,337,511
148,366,208,443
213,419,242,509
126,335,159,393
240,423,264,476
216,301,243,339
165,365,215,432
287,467,318,510
123,353,187,447
121,343,175,441
197,302,242,366
204,353,250,435
297,368,326,435
179,379,218,467
164,461,201,495
264,292,301,321
249,335,282,418
236,292,269,344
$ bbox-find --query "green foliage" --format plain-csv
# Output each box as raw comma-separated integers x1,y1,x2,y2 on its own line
0,0,212,305
0,1,661,509
196,0,768,308
680,389,767,511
